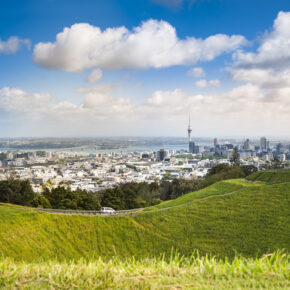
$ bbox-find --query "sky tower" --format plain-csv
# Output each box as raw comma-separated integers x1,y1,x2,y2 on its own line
187,114,192,142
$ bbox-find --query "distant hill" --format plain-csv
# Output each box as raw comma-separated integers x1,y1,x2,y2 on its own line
0,169,289,262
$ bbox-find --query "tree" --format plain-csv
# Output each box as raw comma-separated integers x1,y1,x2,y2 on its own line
241,165,258,176
230,147,240,166
32,195,51,208
101,188,125,210
0,179,35,206
59,198,78,210
40,186,101,210
207,164,231,176
271,158,283,169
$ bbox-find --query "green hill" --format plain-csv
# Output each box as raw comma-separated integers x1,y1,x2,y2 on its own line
0,170,289,262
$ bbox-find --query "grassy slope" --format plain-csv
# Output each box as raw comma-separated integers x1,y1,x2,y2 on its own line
144,179,265,211
1,252,289,289
246,169,290,183
0,171,289,262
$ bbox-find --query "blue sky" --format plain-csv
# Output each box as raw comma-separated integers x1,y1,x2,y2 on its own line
1,0,290,137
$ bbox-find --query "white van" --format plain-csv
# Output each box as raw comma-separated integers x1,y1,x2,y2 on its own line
100,207,115,214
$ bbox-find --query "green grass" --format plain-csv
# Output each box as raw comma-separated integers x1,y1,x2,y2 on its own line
1,252,289,289
144,179,265,211
1,172,289,262
1,169,290,288
246,169,290,183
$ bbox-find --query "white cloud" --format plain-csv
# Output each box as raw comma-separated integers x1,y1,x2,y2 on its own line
229,11,290,108
234,11,290,69
0,87,51,112
0,37,31,54
209,79,220,86
231,68,290,89
195,79,220,88
187,67,205,78
1,83,289,136
195,79,207,88
87,69,103,83
33,20,247,72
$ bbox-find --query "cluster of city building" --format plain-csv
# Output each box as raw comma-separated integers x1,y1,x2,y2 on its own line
0,121,289,193
0,134,289,193
0,149,209,193
187,117,289,161
189,136,289,161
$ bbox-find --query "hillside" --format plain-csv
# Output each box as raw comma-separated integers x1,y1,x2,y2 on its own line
246,169,290,183
0,170,289,262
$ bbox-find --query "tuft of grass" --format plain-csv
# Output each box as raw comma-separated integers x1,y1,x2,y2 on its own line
0,251,289,289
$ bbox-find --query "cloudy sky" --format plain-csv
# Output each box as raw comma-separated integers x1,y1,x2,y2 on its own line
1,0,290,138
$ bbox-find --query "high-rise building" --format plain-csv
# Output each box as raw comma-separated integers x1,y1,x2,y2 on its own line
276,143,283,154
214,138,219,147
260,137,267,150
157,149,168,161
189,141,195,153
243,138,250,150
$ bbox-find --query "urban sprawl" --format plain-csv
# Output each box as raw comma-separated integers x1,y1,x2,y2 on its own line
1,133,289,194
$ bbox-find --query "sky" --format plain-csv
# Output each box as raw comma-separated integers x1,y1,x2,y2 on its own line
0,0,290,138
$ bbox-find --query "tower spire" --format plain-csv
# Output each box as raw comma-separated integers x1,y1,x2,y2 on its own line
187,113,192,142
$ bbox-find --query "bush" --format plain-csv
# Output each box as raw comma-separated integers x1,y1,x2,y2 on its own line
32,195,51,208
0,179,36,206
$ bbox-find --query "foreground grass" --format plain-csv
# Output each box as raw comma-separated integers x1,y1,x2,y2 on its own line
1,252,289,289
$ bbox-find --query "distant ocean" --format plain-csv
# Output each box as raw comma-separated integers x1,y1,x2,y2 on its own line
0,141,212,154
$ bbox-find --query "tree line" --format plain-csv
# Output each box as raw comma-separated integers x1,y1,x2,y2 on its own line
0,164,257,210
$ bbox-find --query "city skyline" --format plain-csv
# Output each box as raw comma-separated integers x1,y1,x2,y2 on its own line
1,1,290,137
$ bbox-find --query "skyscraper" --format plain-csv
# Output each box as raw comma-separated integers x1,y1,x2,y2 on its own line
189,141,195,153
243,138,250,150
214,138,219,147
260,137,267,150
157,149,168,161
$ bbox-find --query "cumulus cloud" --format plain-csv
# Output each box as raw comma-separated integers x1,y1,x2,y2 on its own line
231,68,290,89
187,67,205,77
0,85,135,122
0,37,31,54
2,80,289,137
229,11,290,108
33,20,247,72
195,79,220,88
87,69,103,83
234,11,290,69
0,87,52,112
